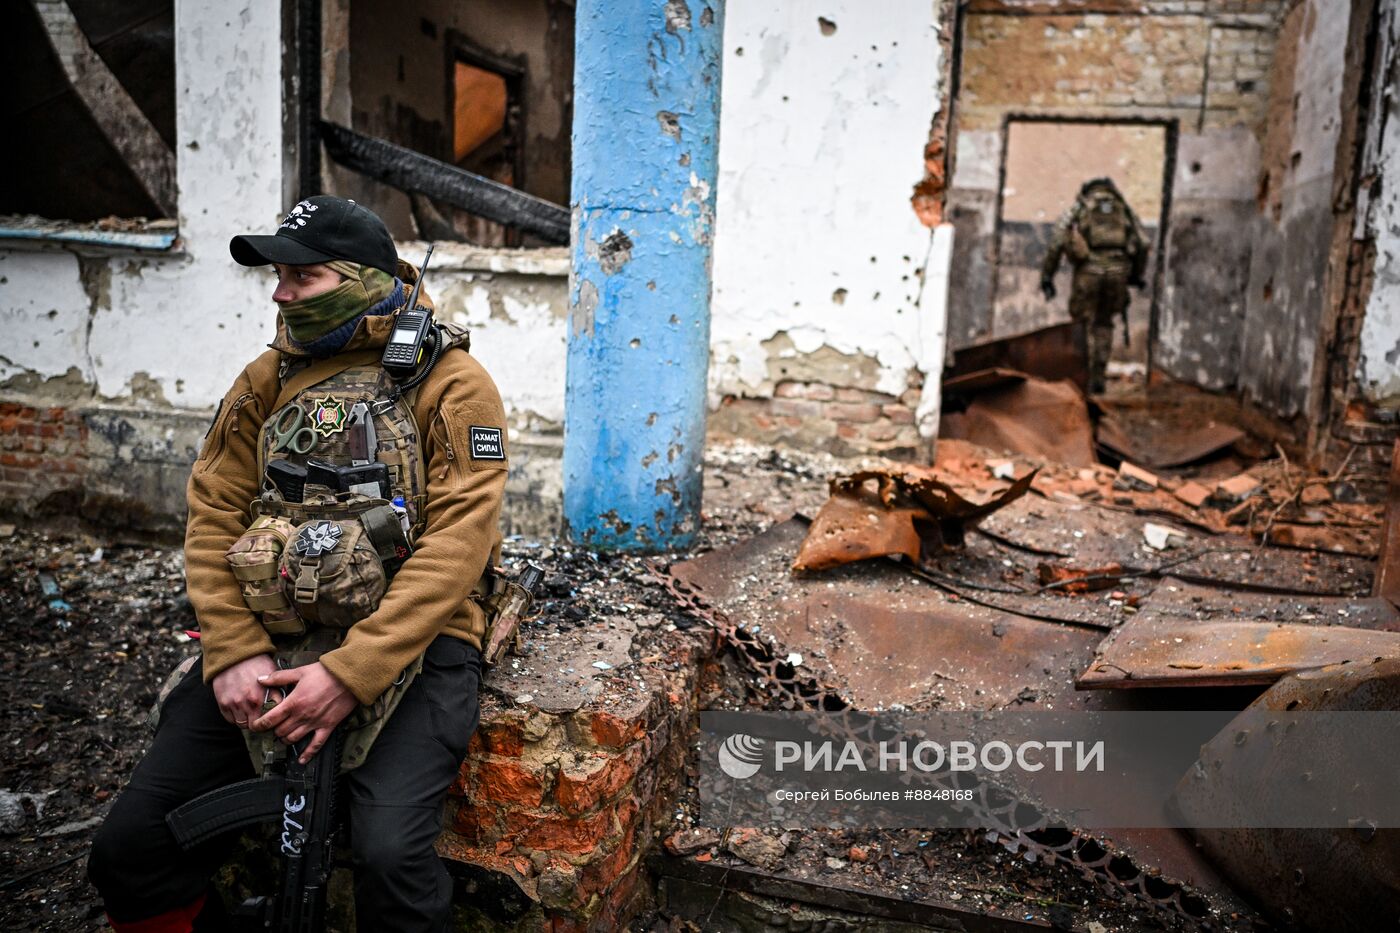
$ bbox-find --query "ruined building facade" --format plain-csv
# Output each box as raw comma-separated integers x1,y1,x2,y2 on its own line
3,0,1400,534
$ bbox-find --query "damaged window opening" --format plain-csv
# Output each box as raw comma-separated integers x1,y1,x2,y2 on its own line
446,33,528,247
4,0,177,248
324,0,573,247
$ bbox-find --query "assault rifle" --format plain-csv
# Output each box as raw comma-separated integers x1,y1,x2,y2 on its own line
166,727,344,931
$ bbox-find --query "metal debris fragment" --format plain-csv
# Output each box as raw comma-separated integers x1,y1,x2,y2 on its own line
1175,658,1400,932
1077,616,1400,690
794,466,1037,572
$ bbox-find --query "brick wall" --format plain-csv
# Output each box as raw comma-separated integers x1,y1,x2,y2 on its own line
959,7,1284,133
440,633,713,932
709,376,927,461
0,403,88,510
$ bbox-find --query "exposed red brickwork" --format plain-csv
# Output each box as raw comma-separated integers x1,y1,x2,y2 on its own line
713,378,926,460
440,633,712,932
0,402,88,507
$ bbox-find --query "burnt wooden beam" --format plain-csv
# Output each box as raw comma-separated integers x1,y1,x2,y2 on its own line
318,121,570,244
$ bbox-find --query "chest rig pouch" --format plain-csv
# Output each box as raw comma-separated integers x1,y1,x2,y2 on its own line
224,322,471,772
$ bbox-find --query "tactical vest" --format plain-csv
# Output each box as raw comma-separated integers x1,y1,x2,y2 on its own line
224,322,471,772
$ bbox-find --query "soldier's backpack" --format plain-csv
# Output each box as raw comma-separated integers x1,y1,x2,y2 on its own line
1079,191,1132,251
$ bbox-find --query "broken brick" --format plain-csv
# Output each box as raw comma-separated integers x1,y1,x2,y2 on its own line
1214,472,1262,503
473,758,546,808
555,747,641,816
1173,480,1211,508
664,827,720,856
1114,461,1158,492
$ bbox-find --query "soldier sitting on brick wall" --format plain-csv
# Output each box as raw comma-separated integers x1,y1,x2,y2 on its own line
88,196,509,932
1039,177,1150,395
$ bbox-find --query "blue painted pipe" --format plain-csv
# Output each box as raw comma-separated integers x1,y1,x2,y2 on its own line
564,0,724,551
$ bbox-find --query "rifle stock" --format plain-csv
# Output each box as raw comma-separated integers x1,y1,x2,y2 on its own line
165,727,344,932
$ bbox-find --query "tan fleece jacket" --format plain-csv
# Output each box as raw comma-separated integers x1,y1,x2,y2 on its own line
185,263,507,705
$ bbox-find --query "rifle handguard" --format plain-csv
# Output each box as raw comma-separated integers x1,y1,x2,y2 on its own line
482,563,544,666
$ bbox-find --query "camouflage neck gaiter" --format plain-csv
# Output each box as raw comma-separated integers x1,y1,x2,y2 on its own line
277,260,398,344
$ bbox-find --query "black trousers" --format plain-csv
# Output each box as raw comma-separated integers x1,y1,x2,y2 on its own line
89,635,481,933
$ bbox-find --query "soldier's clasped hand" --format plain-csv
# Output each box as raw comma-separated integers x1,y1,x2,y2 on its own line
252,662,358,764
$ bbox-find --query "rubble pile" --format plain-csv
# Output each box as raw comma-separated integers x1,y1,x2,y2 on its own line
0,528,196,931
650,416,1396,931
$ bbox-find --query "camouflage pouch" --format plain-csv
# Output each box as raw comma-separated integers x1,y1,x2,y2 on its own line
278,514,388,628
149,654,200,730
225,513,305,636
243,628,424,773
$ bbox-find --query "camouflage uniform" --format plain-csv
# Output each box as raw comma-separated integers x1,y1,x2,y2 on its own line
1040,179,1149,394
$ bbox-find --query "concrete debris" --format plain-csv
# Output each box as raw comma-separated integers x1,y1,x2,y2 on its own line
725,827,787,870
988,459,1016,480
1143,522,1186,550
664,827,721,856
40,815,104,837
0,789,55,835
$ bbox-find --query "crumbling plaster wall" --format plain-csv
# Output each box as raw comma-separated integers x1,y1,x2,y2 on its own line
1236,0,1351,419
0,0,285,532
708,0,952,454
2,0,284,409
1356,6,1400,406
0,2,568,536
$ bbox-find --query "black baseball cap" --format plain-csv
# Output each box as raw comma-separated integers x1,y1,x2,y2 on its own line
229,195,398,276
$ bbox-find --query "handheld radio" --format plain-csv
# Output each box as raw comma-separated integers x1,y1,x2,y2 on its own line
382,244,436,379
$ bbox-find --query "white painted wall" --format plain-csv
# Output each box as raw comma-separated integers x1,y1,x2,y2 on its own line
3,0,952,443
709,0,950,435
1357,7,1400,404
0,0,285,408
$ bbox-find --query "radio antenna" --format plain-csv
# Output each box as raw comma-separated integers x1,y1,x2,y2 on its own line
404,243,435,312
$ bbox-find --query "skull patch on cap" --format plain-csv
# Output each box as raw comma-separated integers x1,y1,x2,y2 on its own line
280,199,320,230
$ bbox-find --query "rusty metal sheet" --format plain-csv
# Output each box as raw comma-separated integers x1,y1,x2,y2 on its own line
660,522,1253,922
1095,412,1244,470
1076,616,1400,690
794,466,1036,572
673,518,1098,711
944,378,1096,468
1175,658,1400,932
1144,578,1400,631
1374,437,1400,605
942,367,1027,395
947,321,1086,388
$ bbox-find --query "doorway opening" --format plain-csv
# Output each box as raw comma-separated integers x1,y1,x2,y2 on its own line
990,117,1177,372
